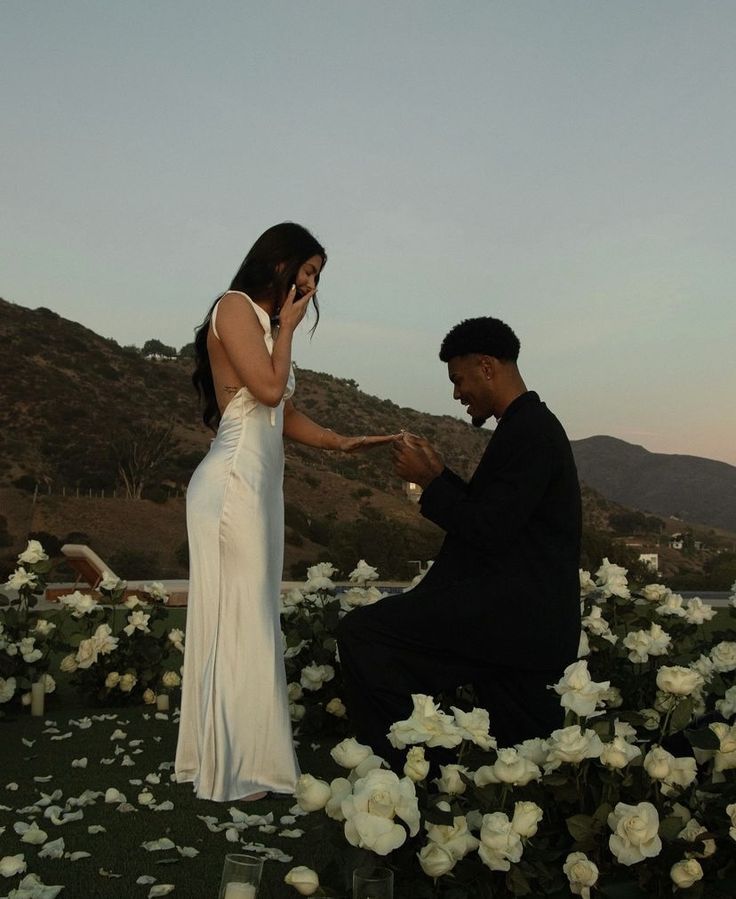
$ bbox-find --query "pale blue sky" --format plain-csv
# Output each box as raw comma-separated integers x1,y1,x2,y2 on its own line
2,1,735,464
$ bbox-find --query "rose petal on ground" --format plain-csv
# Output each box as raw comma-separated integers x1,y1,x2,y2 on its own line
66,850,92,860
176,846,198,857
38,838,65,859
88,825,106,834
71,758,88,768
141,838,176,852
148,885,175,897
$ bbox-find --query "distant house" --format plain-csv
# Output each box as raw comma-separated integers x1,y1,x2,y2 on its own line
639,553,660,575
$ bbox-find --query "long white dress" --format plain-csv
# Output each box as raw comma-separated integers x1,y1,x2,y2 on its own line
175,292,300,801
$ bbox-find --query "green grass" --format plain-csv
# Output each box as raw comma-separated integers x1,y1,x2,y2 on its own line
0,703,338,899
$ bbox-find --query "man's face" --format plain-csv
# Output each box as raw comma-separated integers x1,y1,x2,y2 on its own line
447,354,495,425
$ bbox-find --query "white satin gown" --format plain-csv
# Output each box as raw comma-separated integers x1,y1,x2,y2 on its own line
175,292,300,801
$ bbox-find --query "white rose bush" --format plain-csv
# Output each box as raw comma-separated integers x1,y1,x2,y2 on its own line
55,570,183,705
284,561,736,898
280,560,387,738
0,540,58,714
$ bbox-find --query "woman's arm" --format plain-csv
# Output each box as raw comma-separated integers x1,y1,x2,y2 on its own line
282,400,396,452
215,287,313,407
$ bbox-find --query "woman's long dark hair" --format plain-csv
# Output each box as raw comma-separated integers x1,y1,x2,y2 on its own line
192,222,327,431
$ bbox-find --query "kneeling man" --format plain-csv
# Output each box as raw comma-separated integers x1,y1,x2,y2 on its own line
337,316,582,769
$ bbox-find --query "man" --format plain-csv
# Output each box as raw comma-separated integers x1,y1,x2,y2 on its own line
337,316,582,769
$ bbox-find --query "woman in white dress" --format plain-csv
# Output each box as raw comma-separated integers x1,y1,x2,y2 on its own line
175,223,393,802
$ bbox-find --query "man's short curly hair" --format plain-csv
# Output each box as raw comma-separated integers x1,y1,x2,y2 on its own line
439,316,520,363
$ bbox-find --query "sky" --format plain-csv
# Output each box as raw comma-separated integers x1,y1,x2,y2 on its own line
2,1,735,466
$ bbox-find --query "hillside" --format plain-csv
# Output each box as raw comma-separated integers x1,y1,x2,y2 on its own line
573,436,736,533
2,296,734,584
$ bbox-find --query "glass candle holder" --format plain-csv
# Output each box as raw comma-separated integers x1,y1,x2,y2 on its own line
219,853,263,899
353,865,393,899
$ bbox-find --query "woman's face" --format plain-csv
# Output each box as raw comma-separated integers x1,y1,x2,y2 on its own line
295,254,324,298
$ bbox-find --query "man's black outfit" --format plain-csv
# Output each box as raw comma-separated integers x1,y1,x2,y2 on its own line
337,391,582,769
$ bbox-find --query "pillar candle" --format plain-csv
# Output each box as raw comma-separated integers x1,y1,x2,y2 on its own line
156,694,170,712
223,883,256,899
31,679,45,717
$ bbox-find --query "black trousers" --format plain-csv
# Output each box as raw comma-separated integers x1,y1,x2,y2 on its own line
336,585,565,772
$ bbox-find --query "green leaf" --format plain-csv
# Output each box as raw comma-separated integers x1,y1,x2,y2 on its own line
669,696,695,733
685,726,720,750
659,815,684,841
506,865,533,896
566,814,594,842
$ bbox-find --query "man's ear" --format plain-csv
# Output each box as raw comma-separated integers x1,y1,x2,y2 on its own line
479,355,498,381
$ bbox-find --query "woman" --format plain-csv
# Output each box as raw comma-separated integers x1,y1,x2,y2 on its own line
175,222,393,802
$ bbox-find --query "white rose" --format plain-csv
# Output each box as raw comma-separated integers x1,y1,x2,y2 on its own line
5,567,38,591
425,814,479,860
511,801,543,838
99,571,124,592
123,610,151,636
325,777,352,821
143,688,156,705
545,726,604,772
726,803,736,841
294,774,332,812
595,558,630,599
352,754,386,780
21,691,31,706
92,623,118,656
284,865,319,896
105,671,121,689
20,636,43,664
341,768,420,855
451,706,496,750
348,559,379,584
608,802,661,866
563,852,599,899
641,583,670,603
289,702,305,721
678,819,716,858
656,666,704,697
119,673,137,693
167,628,185,652
418,841,456,877
300,662,334,691
33,618,56,637
0,677,17,704
711,722,736,772
287,682,303,702
553,660,610,718
0,854,27,877
403,746,430,782
162,670,181,688
656,593,687,618
330,737,374,770
716,685,736,719
434,764,469,795
684,597,716,625
579,569,597,596
581,605,616,642
339,586,383,611
478,812,523,871
325,697,346,718
59,653,78,673
623,626,671,664
670,858,703,889
711,641,736,673
75,638,99,670
43,674,56,694
475,748,541,786
387,693,463,750
59,590,100,617
640,707,660,731
18,539,48,564
516,738,549,767
599,736,641,770
343,810,407,855
144,581,169,602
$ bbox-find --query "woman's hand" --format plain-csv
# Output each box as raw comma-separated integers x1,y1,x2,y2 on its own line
277,285,317,332
336,433,400,453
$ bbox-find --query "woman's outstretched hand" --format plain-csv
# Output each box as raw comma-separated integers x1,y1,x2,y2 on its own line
277,285,317,332
337,433,400,453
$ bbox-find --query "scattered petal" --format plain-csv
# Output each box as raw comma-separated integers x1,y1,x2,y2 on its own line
148,885,175,897
88,825,106,834
176,846,199,858
71,758,88,768
66,850,92,861
137,875,157,884
141,838,176,852
38,838,65,859
110,729,127,741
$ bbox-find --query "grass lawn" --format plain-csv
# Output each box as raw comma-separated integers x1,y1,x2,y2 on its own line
0,701,340,898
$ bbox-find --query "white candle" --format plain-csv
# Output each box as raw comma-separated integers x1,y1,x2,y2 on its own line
223,883,256,899
31,680,45,717
156,694,170,711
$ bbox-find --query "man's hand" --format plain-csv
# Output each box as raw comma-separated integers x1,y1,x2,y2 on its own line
392,433,444,488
